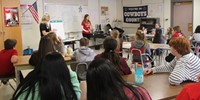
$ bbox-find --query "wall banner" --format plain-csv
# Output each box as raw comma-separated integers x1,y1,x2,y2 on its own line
123,5,148,23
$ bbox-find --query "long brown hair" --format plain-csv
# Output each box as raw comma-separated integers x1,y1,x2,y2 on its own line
47,32,61,45
135,31,147,50
83,14,90,22
111,29,120,50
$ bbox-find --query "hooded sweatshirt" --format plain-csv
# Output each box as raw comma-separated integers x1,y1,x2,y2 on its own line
131,40,151,62
131,40,151,55
73,46,96,63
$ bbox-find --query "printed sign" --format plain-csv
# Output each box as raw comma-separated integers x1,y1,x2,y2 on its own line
123,5,148,23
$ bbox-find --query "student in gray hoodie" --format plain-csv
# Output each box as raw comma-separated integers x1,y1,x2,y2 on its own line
131,31,151,62
73,37,96,63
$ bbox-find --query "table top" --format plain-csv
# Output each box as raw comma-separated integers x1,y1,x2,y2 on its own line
123,42,170,50
62,38,80,43
122,73,186,100
14,56,71,66
126,33,154,38
79,73,187,100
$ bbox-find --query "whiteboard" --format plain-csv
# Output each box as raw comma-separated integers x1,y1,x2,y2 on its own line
44,4,88,33
50,20,66,40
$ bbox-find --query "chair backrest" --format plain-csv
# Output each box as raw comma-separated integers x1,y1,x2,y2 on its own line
130,47,144,65
193,33,200,42
70,61,91,81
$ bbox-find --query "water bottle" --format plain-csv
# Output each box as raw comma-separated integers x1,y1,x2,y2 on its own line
66,45,73,55
135,63,144,84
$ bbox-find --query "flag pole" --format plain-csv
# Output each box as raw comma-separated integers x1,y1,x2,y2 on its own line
21,0,38,16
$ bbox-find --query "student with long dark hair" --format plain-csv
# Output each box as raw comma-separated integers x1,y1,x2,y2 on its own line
29,35,56,66
95,36,131,75
12,52,81,100
87,59,151,100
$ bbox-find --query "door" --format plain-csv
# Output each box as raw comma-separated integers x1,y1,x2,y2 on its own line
0,1,3,50
172,2,192,38
1,0,22,55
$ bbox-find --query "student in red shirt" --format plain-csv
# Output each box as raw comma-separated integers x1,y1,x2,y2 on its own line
0,39,18,83
81,14,92,39
176,74,200,100
95,36,131,75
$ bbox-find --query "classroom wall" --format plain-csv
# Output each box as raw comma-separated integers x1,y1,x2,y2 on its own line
193,0,200,32
20,0,117,50
20,0,44,50
117,0,171,35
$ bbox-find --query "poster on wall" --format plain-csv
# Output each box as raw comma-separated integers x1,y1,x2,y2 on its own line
123,5,148,23
4,7,19,27
101,6,108,16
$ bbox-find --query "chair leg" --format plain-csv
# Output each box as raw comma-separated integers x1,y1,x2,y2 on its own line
8,81,15,91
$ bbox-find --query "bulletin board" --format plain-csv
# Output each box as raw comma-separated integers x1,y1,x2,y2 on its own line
44,4,88,33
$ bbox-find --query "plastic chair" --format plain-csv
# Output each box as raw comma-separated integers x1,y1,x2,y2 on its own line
70,62,91,81
0,74,16,90
130,47,153,68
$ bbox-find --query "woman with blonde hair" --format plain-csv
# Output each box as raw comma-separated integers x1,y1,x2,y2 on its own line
110,29,122,56
40,13,52,37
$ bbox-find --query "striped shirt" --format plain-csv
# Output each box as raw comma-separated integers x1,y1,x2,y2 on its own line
152,53,200,85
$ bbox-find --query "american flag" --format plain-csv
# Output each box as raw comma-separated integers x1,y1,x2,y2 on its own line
28,2,39,23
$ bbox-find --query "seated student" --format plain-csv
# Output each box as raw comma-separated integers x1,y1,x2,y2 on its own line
176,73,200,100
137,25,147,34
163,27,173,43
73,37,96,63
47,32,66,56
0,39,18,83
95,36,131,75
110,29,123,56
165,26,183,62
131,31,151,67
144,37,200,85
12,52,81,100
86,59,151,100
131,31,151,55
29,35,56,66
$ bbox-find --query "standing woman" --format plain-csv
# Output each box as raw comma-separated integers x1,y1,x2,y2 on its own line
81,14,92,39
40,13,52,37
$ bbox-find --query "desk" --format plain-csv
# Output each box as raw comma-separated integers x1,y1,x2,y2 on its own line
14,56,72,85
126,33,154,38
79,73,186,100
123,42,170,50
62,38,80,50
122,73,186,100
